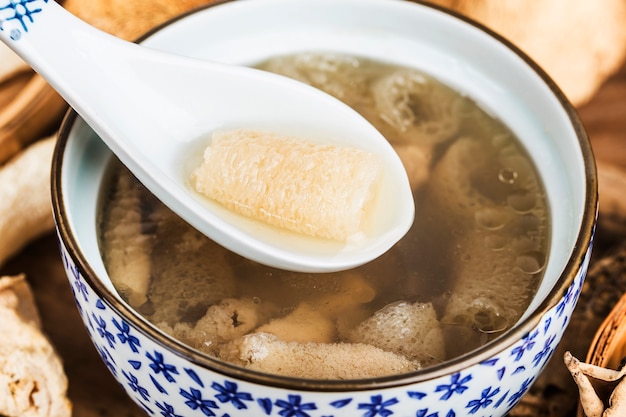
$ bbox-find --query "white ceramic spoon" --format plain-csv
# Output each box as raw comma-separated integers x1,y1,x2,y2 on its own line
0,0,414,272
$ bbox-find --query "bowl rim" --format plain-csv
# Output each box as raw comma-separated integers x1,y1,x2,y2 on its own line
51,0,598,391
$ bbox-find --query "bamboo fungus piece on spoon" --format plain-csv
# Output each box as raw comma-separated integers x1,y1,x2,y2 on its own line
191,129,383,241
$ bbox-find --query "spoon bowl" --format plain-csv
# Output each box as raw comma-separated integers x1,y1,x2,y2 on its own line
0,0,414,272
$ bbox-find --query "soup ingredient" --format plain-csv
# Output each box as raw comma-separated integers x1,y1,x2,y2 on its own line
0,274,71,417
190,129,383,241
144,209,237,325
157,297,272,354
157,272,377,355
258,54,469,192
346,301,445,366
372,69,460,145
221,332,419,379
256,273,376,343
99,167,152,307
0,136,56,268
257,303,336,343
393,144,432,190
100,165,239,322
564,351,626,417
259,54,369,103
421,136,548,333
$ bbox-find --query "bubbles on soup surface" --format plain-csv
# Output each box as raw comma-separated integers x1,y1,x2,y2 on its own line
97,53,550,379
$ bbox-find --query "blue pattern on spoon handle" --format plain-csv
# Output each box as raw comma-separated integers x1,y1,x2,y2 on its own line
0,0,49,40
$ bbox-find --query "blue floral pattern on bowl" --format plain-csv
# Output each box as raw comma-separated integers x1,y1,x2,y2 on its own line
57,235,591,417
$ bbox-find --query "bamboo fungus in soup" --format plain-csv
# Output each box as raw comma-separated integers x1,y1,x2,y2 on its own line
97,53,550,379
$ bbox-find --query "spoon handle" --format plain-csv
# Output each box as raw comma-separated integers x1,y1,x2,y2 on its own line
1,0,103,95
0,0,147,137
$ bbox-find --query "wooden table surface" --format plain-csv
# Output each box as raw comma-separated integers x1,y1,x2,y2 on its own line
1,60,625,417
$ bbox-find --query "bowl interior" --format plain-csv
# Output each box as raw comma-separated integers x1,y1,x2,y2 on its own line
58,0,592,349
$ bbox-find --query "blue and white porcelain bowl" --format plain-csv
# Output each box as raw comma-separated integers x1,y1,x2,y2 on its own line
51,0,597,416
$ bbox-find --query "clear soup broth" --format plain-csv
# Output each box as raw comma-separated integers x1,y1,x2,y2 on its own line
97,53,550,379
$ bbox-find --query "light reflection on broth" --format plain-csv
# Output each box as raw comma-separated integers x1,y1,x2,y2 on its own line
97,53,550,379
